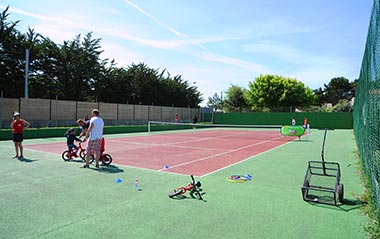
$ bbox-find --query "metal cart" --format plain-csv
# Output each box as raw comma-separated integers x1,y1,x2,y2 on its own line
301,129,344,206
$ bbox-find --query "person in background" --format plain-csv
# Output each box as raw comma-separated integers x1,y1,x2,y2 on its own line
303,117,309,129
193,115,198,124
64,128,82,156
175,114,179,123
10,112,30,159
81,109,104,168
291,116,296,126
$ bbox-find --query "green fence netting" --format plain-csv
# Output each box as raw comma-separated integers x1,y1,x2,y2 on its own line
354,0,380,219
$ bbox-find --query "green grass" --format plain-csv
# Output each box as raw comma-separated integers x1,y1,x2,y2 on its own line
0,130,369,238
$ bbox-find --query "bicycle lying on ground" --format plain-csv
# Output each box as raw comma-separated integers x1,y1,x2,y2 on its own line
168,175,204,200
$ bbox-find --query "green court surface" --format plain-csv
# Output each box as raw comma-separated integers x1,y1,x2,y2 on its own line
0,130,369,238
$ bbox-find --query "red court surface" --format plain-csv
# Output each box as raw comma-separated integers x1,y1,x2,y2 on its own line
25,130,295,176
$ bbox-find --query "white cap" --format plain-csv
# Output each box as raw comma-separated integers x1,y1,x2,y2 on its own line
13,112,20,117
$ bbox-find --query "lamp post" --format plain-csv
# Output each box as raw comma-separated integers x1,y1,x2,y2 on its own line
24,49,29,99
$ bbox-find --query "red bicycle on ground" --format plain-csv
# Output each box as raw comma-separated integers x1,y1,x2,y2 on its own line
168,175,203,200
62,142,92,162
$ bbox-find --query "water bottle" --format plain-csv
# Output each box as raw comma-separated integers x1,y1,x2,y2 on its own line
135,180,139,191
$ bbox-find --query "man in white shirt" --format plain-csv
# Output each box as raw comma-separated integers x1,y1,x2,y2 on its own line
81,109,104,168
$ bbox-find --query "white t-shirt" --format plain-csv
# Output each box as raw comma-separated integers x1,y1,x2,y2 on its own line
89,116,104,140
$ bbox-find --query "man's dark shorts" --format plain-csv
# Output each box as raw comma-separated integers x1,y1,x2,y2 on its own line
13,133,23,142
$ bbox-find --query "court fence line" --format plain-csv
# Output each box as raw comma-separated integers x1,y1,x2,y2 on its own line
0,97,201,128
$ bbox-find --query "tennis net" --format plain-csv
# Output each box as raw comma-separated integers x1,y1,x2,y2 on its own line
147,121,282,134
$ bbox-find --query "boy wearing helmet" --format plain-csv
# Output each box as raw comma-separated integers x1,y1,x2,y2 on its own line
64,128,82,156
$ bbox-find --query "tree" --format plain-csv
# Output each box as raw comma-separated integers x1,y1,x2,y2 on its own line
224,84,248,112
0,6,25,98
207,93,224,111
94,60,133,103
246,74,316,111
315,77,355,105
332,99,353,112
313,87,327,105
0,8,204,107
30,33,103,100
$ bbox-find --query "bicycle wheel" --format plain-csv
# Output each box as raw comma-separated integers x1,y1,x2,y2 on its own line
79,150,86,160
88,155,95,164
101,154,112,165
62,150,72,161
168,188,186,198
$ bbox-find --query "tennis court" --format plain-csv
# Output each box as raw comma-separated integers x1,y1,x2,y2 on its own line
0,127,369,238
24,128,294,176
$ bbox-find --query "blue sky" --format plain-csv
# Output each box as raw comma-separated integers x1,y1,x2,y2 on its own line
0,0,373,105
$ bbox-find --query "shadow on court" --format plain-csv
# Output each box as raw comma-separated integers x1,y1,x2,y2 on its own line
306,197,365,212
17,157,38,163
91,164,124,174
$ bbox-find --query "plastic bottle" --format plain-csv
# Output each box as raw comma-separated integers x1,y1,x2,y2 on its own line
135,180,139,191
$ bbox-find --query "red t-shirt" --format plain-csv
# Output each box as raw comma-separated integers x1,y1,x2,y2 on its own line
12,119,24,134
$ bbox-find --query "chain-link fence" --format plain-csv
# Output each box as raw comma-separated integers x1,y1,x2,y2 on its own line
353,0,380,219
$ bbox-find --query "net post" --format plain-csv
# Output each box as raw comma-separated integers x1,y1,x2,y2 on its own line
148,121,151,134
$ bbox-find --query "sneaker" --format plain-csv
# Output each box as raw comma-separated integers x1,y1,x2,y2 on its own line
12,155,19,159
80,164,89,168
19,156,24,160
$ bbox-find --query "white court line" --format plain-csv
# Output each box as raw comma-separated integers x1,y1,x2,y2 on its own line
202,130,316,177
110,131,257,151
159,135,286,171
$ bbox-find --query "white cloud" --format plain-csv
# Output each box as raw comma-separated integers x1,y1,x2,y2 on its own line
101,42,145,67
243,42,358,87
200,52,269,74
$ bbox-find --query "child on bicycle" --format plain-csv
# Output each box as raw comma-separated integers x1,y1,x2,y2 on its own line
64,128,82,156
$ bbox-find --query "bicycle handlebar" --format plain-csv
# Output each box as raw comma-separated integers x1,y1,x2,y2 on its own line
190,175,195,184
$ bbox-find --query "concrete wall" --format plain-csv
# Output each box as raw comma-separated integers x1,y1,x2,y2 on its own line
0,98,200,128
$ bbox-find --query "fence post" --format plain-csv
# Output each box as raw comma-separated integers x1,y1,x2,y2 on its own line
49,99,52,120
133,104,136,121
148,105,151,121
0,92,2,128
18,98,22,116
55,95,58,127
75,101,78,120
117,103,119,121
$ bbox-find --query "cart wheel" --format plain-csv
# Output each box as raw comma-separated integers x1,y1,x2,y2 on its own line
301,179,310,199
337,184,344,203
